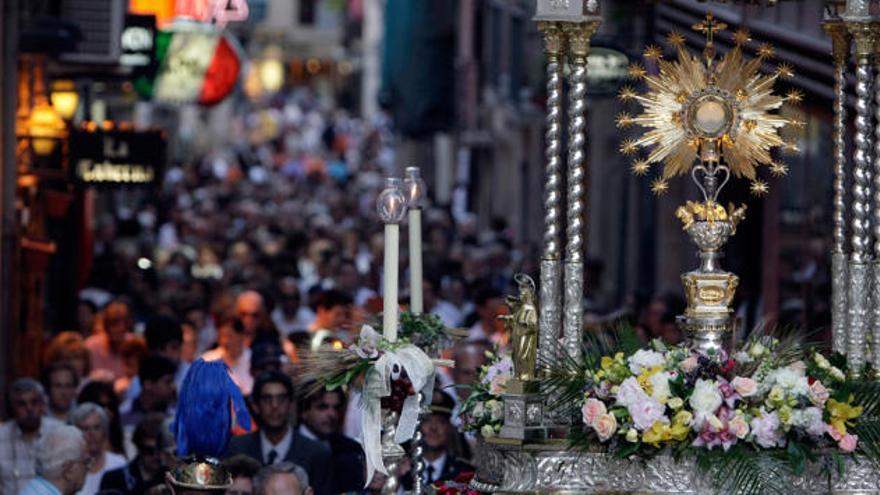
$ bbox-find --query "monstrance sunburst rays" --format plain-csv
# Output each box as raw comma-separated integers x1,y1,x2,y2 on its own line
617,13,800,195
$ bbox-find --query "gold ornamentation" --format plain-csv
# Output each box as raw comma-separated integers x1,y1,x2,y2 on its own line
615,112,634,128
775,62,794,79
666,31,686,47
733,28,751,46
617,13,798,185
499,276,539,383
823,21,851,64
651,178,669,195
846,21,880,61
628,62,647,80
644,44,663,61
618,85,637,101
785,89,803,105
631,159,650,176
750,179,769,196
619,138,638,155
537,21,565,59
562,21,600,61
757,43,775,59
770,161,789,177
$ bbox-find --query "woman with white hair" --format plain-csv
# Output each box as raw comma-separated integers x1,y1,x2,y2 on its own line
18,425,89,495
70,403,126,495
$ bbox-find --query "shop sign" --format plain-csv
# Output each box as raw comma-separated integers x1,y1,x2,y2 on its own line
70,129,165,187
121,14,156,68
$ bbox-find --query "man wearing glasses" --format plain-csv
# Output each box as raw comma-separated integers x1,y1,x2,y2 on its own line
99,414,170,494
226,372,331,495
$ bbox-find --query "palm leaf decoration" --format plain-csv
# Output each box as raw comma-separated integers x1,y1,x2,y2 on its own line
849,381,880,467
696,446,788,495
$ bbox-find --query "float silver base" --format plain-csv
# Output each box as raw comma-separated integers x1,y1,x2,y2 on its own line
472,439,880,494
499,389,547,441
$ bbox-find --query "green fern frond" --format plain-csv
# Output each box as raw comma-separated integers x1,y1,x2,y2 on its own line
696,446,788,495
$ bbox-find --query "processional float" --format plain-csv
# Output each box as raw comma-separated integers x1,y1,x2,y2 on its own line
464,0,880,493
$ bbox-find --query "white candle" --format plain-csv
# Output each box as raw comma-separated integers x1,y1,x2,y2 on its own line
403,167,426,315
408,208,423,314
383,223,400,341
376,177,407,342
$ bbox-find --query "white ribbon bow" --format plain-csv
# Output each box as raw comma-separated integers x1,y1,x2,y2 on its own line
361,342,435,487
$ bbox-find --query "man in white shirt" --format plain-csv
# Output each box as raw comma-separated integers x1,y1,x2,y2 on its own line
17,425,90,495
271,277,314,336
0,378,63,495
202,313,253,395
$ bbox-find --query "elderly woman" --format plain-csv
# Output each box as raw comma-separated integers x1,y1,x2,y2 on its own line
70,402,126,495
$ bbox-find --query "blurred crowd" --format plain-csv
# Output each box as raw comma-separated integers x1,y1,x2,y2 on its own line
1,89,539,495
3,84,743,495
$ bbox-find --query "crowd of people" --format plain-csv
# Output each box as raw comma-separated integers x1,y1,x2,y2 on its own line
2,86,707,495
1,89,532,495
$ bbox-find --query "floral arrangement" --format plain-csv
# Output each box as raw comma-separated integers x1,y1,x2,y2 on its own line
541,329,880,494
458,349,512,438
300,325,413,396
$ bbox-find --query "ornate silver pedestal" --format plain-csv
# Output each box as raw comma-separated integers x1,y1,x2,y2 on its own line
472,439,880,494
499,383,546,441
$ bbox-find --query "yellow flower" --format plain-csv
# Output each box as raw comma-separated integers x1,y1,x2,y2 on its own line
778,405,792,425
601,356,614,371
642,421,690,446
828,394,863,436
767,386,785,404
637,366,663,396
673,410,693,427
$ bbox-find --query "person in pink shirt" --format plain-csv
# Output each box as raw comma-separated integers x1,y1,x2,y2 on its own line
85,301,134,381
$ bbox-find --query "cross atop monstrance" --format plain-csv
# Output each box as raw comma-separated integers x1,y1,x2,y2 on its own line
691,12,727,44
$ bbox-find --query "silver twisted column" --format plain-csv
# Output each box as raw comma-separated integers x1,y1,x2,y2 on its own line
845,22,877,377
874,50,880,371
537,21,564,368
561,22,598,362
380,411,406,495
825,21,850,356
411,392,426,495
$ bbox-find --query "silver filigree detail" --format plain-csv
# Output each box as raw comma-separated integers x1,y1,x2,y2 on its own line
847,261,870,375
832,253,848,355
833,51,847,255
549,0,569,9
474,447,880,493
873,262,880,369
526,402,542,425
505,400,525,427
539,260,561,367
563,261,583,361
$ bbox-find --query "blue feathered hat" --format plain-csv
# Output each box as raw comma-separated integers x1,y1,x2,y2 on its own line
172,359,252,458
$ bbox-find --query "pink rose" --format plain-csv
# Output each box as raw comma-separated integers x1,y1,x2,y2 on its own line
582,398,607,427
808,380,829,407
839,433,858,453
827,424,843,442
789,361,807,374
731,377,757,398
729,415,750,439
680,356,699,373
593,413,618,442
490,375,510,395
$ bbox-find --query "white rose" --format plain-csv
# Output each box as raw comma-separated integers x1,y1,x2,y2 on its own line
749,342,766,358
689,379,722,425
814,353,831,370
768,367,809,396
830,367,846,381
628,349,666,375
481,425,496,437
472,403,485,418
487,400,504,421
649,371,672,403
733,351,753,364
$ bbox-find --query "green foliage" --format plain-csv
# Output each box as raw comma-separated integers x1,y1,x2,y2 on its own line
696,445,788,495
